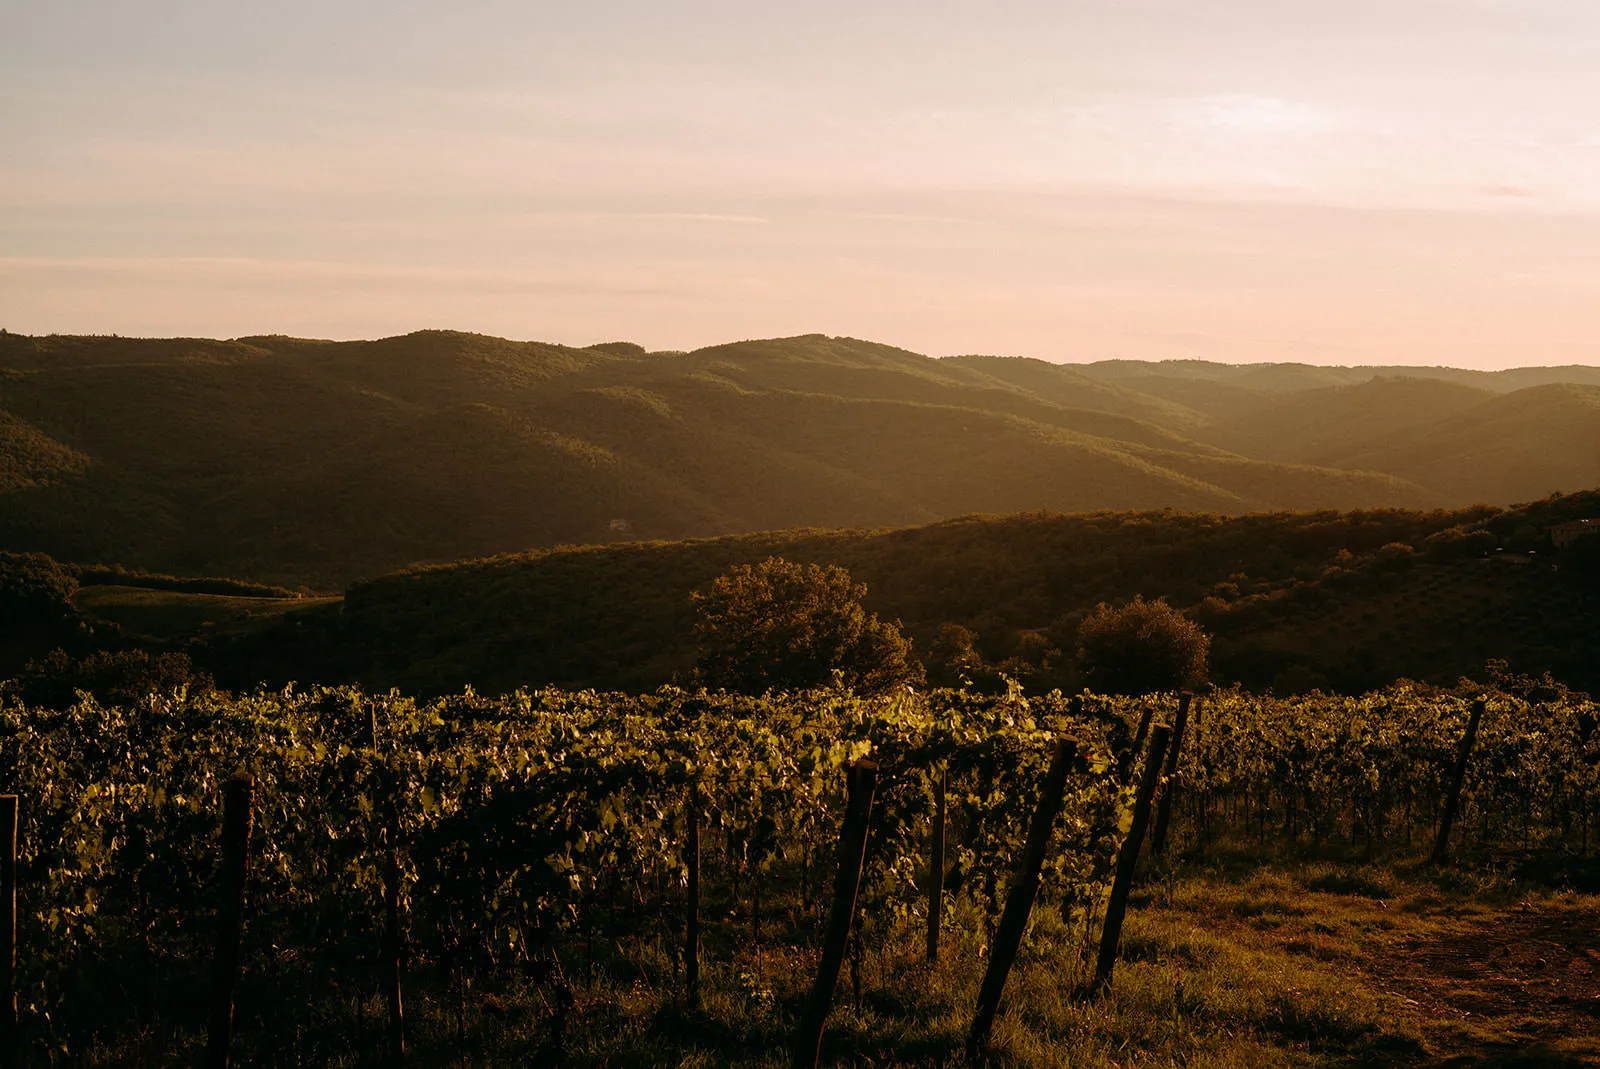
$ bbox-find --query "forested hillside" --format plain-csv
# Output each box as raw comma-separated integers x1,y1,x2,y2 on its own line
184,491,1599,698
4,330,1597,587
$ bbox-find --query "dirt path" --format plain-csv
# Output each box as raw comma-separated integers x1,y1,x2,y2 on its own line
1362,904,1600,1066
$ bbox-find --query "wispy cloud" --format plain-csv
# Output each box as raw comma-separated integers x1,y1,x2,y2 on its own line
3,2,1599,362
0,256,690,297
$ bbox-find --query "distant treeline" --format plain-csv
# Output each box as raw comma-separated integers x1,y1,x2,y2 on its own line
7,493,1597,699
0,551,301,678
70,563,301,598
204,492,1600,698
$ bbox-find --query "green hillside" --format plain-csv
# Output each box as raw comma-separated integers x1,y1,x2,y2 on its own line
1327,383,1600,503
194,491,1598,698
1200,377,1495,464
71,586,338,641
0,408,88,492
0,549,317,678
2,330,1598,588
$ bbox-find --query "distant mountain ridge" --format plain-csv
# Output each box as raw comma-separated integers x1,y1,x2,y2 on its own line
1076,358,1600,394
1,329,1596,587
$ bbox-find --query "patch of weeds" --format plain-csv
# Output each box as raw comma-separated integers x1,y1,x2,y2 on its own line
1119,929,1217,967
1282,935,1350,963
1401,893,1444,915
1230,896,1310,920
643,997,759,1056
1262,991,1378,1049
1505,853,1600,894
735,970,775,1016
1407,863,1481,896
1308,872,1393,899
1346,1030,1428,1066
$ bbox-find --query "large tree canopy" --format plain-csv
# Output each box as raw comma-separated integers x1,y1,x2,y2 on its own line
1075,595,1210,696
691,556,921,694
0,550,78,638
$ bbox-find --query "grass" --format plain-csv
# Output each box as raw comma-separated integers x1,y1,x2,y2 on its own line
103,848,1598,1068
71,584,339,640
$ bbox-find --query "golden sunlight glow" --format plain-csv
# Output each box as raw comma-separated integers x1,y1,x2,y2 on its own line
1,1,1597,365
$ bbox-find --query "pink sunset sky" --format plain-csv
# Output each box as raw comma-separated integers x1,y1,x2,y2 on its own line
3,0,1598,368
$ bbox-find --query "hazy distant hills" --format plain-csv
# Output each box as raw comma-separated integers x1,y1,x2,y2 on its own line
2,329,1597,587
1078,358,1600,397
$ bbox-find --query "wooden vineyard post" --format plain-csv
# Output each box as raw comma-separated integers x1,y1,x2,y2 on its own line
1118,707,1154,786
792,760,877,1069
1,795,16,1051
370,707,406,1063
206,772,255,1069
1150,692,1192,856
1093,725,1170,993
1432,698,1486,865
926,765,946,964
685,790,701,1006
966,738,1078,1059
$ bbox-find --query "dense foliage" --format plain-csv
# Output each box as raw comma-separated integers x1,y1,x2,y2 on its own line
243,490,1600,697
1182,681,1600,858
9,648,214,710
1074,596,1210,695
0,550,104,677
691,556,921,693
0,550,78,638
0,680,1595,1062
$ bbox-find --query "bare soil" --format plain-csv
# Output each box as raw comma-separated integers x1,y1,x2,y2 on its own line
1364,904,1600,1067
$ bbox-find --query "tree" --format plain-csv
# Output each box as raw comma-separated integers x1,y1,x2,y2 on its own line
11,648,215,711
1371,541,1418,573
1424,526,1495,562
691,557,921,694
927,623,985,687
0,550,79,639
1075,595,1209,696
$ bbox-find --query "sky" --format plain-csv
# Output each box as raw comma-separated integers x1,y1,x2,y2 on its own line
3,1,1598,367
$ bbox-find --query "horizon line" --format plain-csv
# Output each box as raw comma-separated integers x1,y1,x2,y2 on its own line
6,326,1598,375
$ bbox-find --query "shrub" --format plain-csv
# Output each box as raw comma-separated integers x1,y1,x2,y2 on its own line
1075,595,1210,696
0,550,78,638
927,623,985,687
1371,542,1418,573
10,648,214,710
691,557,922,694
1423,526,1495,561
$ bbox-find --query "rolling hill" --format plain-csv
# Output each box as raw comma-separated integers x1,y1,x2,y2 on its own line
1,329,1597,588
183,491,1599,698
1325,383,1600,504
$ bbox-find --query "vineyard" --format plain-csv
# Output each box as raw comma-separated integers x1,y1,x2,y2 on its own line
1,681,1597,1065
